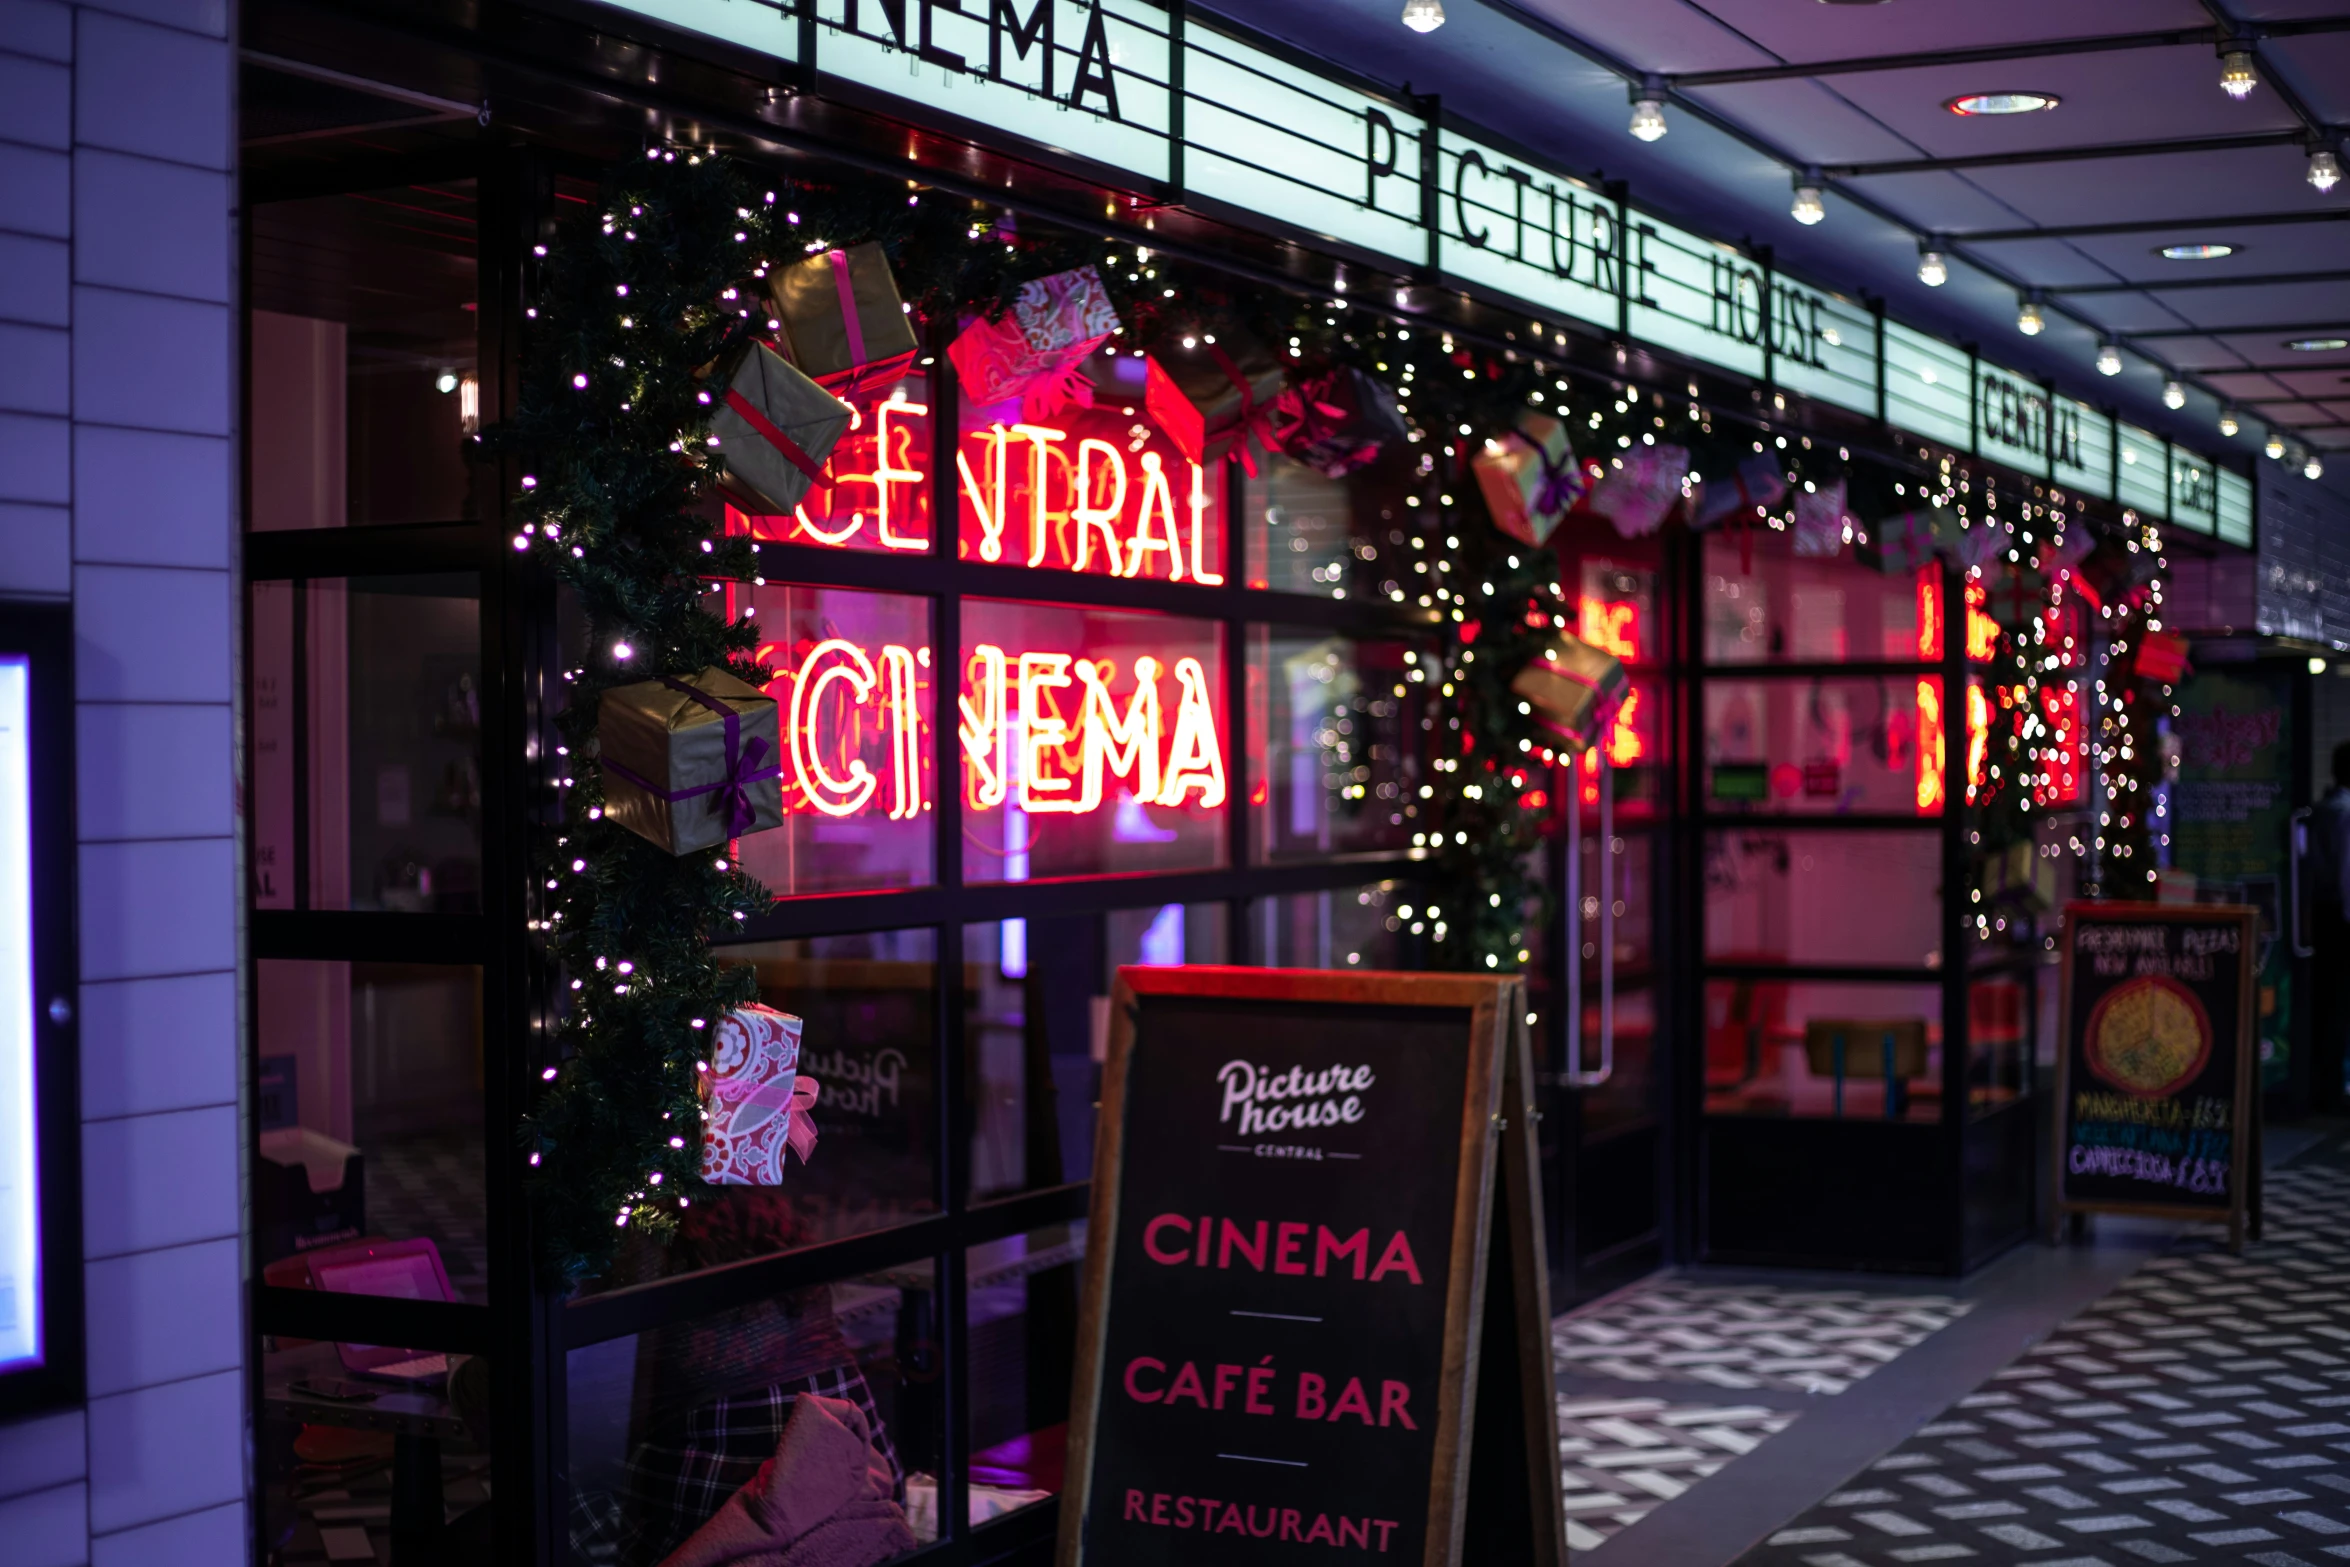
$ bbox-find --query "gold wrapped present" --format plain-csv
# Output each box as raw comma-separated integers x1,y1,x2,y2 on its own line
766,241,920,396
1509,632,1630,748
599,667,784,855
708,340,855,518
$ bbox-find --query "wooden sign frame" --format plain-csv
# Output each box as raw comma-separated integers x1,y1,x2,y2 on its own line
1057,967,1565,1567
2050,901,2259,1251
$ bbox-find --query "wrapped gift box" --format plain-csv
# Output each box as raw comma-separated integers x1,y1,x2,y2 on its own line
1868,507,1948,574
1692,453,1787,530
2135,628,2190,684
1144,330,1286,469
1509,631,1630,748
1272,367,1408,478
700,1004,821,1186
2077,537,2156,612
766,241,921,396
1792,479,1852,558
708,340,856,519
947,264,1121,420
1586,443,1690,538
1471,413,1584,547
600,667,784,855
1985,563,2048,629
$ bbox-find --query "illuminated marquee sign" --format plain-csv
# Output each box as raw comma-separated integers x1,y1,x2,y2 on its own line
1975,362,2051,478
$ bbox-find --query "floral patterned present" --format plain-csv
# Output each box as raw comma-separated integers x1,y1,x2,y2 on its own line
1271,367,1409,478
946,265,1121,421
1586,443,1690,539
699,1004,822,1187
1791,479,1853,558
766,242,921,397
1470,413,1584,547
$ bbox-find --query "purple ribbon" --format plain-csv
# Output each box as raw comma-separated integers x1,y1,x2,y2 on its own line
603,676,779,837
1531,441,1584,518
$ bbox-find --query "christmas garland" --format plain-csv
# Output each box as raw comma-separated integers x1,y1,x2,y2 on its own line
495,146,2161,1284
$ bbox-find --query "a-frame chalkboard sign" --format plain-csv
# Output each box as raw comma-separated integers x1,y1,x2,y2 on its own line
1057,968,1566,1567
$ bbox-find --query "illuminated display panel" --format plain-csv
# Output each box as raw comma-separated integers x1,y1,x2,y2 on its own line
962,600,1226,882
728,373,934,554
1700,535,1932,665
955,350,1226,583
1248,630,1423,864
0,656,34,1374
733,584,937,896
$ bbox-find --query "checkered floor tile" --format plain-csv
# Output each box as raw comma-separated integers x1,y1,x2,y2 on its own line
1738,1154,2350,1565
1555,1282,1972,1395
1558,1396,1801,1553
367,1128,490,1302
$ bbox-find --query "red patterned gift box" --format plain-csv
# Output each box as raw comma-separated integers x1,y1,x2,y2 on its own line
1144,329,1286,470
700,1004,821,1187
1272,367,1409,479
947,264,1121,420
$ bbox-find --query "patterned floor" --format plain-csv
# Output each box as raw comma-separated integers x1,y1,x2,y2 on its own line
367,1128,491,1302
1559,1396,1801,1553
1556,1282,1973,1395
1739,1152,2350,1566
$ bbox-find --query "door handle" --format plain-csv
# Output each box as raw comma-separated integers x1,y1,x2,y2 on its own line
2290,806,2314,959
1556,749,1615,1089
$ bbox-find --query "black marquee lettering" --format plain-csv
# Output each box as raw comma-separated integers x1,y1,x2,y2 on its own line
1453,148,1490,249
1632,223,1657,308
1068,0,1120,120
918,0,966,71
988,0,1053,94
1363,109,1398,209
1503,165,1533,261
1546,185,1576,279
1711,255,1736,338
1591,205,1620,296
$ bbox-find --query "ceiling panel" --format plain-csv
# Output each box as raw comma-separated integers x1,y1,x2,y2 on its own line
1960,236,2137,288
1833,168,2039,233
2127,282,2350,331
2268,33,2350,123
2062,222,2350,281
1680,78,1926,164
1509,0,1769,73
1957,145,2318,228
1680,0,2211,62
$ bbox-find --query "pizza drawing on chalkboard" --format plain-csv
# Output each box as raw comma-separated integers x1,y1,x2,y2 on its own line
2083,974,2212,1098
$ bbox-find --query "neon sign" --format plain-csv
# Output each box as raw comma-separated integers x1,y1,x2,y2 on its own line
1915,677,1945,814
757,636,1226,824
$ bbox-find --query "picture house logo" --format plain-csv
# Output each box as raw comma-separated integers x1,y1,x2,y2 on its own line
1216,1059,1375,1160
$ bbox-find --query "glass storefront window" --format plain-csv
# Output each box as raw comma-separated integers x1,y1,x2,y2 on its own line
251,575,482,912
726,371,935,553
567,1264,940,1564
254,960,487,1301
1702,979,1944,1122
961,601,1226,881
733,582,935,896
579,931,940,1296
1702,536,1939,665
1705,829,1943,969
1239,447,1418,599
960,1221,1087,1530
1969,972,2033,1114
247,183,481,530
1704,675,1944,816
1252,880,1410,969
955,349,1227,584
1248,629,1423,863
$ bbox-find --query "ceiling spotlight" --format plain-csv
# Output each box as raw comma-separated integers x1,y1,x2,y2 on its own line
2163,379,2187,410
2285,336,2350,352
2313,144,2344,192
2309,453,2328,481
2096,340,2122,376
1629,76,1668,141
2158,242,2236,261
2218,407,2240,437
2017,294,2045,335
1917,242,1948,287
2218,49,2258,101
434,371,460,394
2267,432,2288,459
1946,91,2060,117
1791,170,1825,225
1401,0,1445,32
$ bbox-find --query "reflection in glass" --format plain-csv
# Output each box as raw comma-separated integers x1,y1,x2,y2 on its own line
1703,980,1943,1122
1705,830,1942,968
959,1222,1088,1530
1703,536,1937,664
726,371,934,554
1249,629,1423,863
247,183,480,529
567,1265,938,1564
250,575,482,912
1969,972,2033,1114
962,601,1225,882
731,583,935,896
579,932,940,1296
1239,447,1417,599
254,961,487,1301
1704,676,1942,816
1253,880,1411,969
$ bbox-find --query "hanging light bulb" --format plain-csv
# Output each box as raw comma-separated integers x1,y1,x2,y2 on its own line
2311,144,2344,192
1401,0,1446,31
2308,453,2328,480
1917,241,1948,287
2017,294,2045,335
2162,378,2187,409
1790,169,1825,226
1628,77,1668,142
2218,49,2258,100
2218,406,2240,437
2096,340,2122,376
2266,432,2287,459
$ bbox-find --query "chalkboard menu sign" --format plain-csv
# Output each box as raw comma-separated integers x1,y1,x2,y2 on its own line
1059,968,1562,1567
2053,902,2257,1249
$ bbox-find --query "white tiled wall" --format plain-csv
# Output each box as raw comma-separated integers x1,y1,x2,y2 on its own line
0,1,245,1562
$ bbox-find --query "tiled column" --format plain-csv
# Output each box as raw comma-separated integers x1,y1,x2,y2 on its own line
0,1,245,1564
